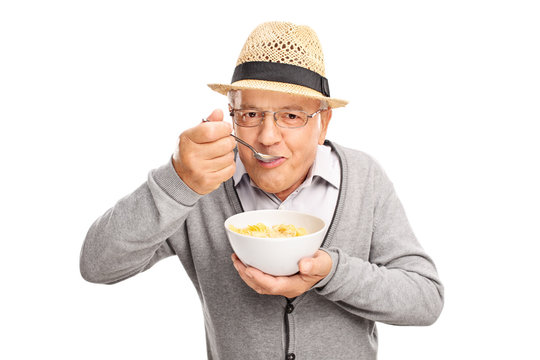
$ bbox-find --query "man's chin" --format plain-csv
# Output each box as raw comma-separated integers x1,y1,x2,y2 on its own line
251,179,289,195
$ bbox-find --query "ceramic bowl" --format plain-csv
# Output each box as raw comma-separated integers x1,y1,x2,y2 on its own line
224,210,326,276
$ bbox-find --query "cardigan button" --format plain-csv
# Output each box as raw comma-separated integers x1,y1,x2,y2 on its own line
286,304,294,314
286,353,295,360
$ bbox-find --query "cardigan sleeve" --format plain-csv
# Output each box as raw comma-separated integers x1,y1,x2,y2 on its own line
79,158,202,284
315,162,444,326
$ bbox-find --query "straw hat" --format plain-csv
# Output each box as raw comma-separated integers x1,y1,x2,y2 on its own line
208,21,348,109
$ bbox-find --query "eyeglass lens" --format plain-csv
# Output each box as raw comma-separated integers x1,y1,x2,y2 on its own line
234,110,308,128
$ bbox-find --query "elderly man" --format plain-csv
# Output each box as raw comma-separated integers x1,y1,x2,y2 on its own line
80,21,444,360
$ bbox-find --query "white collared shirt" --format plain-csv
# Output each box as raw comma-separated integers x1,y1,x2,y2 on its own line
233,144,341,230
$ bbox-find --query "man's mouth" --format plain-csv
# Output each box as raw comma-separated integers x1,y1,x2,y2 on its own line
257,156,286,168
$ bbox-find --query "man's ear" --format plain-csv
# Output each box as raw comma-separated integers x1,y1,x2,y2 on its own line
318,109,332,145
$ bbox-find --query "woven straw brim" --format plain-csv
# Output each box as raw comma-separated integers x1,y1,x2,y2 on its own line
208,79,348,109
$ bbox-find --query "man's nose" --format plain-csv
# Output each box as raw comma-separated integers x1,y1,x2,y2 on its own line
257,113,282,146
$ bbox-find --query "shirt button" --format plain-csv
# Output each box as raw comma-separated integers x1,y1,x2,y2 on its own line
286,304,294,314
287,353,296,360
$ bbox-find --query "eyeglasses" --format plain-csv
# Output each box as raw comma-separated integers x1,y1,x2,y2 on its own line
229,108,324,128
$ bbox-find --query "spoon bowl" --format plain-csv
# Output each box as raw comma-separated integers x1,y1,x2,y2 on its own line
229,134,282,163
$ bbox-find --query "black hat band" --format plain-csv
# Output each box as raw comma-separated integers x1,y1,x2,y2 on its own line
231,61,330,97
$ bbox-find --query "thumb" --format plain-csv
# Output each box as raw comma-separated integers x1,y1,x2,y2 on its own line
299,258,315,276
299,251,331,277
205,109,224,122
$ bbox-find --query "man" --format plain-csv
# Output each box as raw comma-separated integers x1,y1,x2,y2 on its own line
80,21,444,359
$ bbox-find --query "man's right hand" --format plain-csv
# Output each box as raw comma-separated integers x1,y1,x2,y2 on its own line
172,109,237,195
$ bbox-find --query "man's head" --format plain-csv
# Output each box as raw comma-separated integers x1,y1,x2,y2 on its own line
208,21,347,199
229,89,332,200
208,21,348,109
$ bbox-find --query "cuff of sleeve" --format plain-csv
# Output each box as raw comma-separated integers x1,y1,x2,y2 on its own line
151,157,202,206
313,247,340,290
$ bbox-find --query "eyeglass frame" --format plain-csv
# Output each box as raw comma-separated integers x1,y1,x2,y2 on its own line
229,108,325,129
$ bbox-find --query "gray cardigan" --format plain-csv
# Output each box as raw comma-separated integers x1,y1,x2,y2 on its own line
80,140,444,360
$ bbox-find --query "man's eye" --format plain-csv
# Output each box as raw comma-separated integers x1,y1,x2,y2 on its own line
287,113,298,119
247,112,258,118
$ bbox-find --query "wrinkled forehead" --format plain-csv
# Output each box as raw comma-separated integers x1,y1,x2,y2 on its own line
228,89,323,111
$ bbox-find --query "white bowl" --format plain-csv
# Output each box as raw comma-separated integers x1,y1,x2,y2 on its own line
224,210,326,276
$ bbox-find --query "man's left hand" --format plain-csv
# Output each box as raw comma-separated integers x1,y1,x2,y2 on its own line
231,250,332,298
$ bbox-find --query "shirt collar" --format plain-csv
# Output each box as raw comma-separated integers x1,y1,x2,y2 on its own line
232,152,250,186
232,144,340,189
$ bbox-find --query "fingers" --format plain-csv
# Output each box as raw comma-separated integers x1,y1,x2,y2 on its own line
186,109,231,144
185,121,232,144
231,254,267,294
194,135,237,160
201,150,235,172
231,254,311,298
177,136,235,174
175,151,235,195
172,109,236,195
205,160,236,182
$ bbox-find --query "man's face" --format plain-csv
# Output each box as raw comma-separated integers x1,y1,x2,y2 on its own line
232,89,332,201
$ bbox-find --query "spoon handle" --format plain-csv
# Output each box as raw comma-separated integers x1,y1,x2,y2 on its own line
229,134,256,153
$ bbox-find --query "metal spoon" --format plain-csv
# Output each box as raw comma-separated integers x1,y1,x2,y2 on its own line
202,118,282,163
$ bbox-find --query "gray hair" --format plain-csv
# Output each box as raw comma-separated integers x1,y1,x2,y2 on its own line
227,90,241,109
227,89,329,110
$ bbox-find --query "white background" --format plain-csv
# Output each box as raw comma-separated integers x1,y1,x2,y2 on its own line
1,0,539,359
